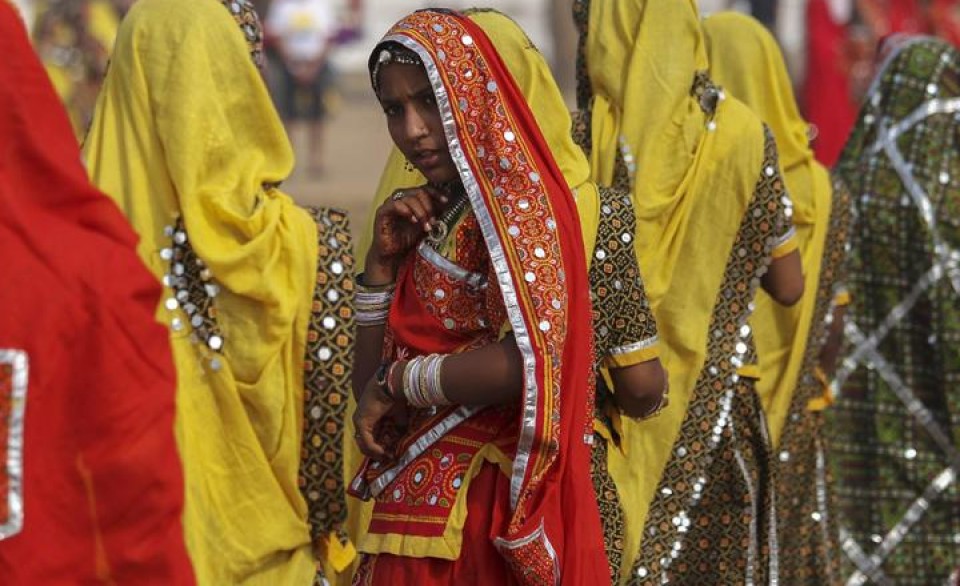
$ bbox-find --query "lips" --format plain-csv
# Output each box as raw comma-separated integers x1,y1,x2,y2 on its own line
413,149,442,168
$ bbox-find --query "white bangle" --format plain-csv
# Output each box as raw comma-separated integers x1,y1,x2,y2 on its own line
403,354,451,408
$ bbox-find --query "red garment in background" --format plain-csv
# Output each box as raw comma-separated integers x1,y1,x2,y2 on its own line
805,0,958,166
0,4,194,585
887,0,925,32
804,0,859,166
931,0,960,47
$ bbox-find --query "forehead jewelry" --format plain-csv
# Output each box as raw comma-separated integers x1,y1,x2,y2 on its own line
372,47,422,93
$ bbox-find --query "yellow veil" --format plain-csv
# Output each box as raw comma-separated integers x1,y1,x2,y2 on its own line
582,0,774,577
83,0,319,583
703,12,834,445
344,8,602,580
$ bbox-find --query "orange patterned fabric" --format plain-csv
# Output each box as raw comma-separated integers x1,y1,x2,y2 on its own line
349,9,605,585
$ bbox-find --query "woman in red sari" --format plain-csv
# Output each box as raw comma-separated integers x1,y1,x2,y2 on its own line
348,8,607,585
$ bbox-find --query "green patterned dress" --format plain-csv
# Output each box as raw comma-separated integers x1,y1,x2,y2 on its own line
829,37,960,585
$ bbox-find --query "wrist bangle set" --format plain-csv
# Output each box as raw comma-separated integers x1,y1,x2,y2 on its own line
374,354,452,408
356,279,395,326
358,274,450,407
403,354,451,408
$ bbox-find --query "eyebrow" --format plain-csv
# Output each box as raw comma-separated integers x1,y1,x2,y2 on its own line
379,84,436,105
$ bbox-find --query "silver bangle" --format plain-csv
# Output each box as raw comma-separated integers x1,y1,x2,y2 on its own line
403,357,423,407
403,354,451,408
356,280,395,327
356,287,394,307
355,309,390,327
425,354,450,406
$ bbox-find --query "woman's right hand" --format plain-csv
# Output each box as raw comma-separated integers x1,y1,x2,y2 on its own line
368,185,448,269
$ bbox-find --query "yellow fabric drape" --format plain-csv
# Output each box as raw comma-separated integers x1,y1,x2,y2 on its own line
704,12,834,446
584,1,770,579
83,0,319,583
344,9,602,582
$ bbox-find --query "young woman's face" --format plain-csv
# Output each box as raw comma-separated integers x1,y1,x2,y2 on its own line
377,62,460,185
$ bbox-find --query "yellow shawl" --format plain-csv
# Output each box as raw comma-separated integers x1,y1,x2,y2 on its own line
704,12,833,445
83,0,318,583
583,0,773,577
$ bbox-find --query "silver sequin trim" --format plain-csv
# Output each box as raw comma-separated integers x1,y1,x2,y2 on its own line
607,335,659,358
0,350,28,541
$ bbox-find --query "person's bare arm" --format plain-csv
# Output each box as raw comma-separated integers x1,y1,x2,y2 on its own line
818,303,847,378
609,359,668,418
762,249,804,306
352,186,446,399
436,334,524,406
354,335,523,459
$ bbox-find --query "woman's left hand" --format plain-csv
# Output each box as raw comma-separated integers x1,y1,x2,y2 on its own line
353,375,398,460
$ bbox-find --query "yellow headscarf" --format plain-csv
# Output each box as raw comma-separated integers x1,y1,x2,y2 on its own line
583,0,772,578
83,0,320,583
343,9,602,580
704,12,834,445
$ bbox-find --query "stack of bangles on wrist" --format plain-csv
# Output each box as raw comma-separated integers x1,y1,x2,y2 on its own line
356,279,395,326
380,354,452,408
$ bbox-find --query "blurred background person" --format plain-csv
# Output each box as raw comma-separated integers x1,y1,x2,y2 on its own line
31,0,115,136
266,0,339,175
802,0,960,166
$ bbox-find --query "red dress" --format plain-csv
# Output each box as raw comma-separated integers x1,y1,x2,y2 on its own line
0,5,194,584
804,0,859,166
